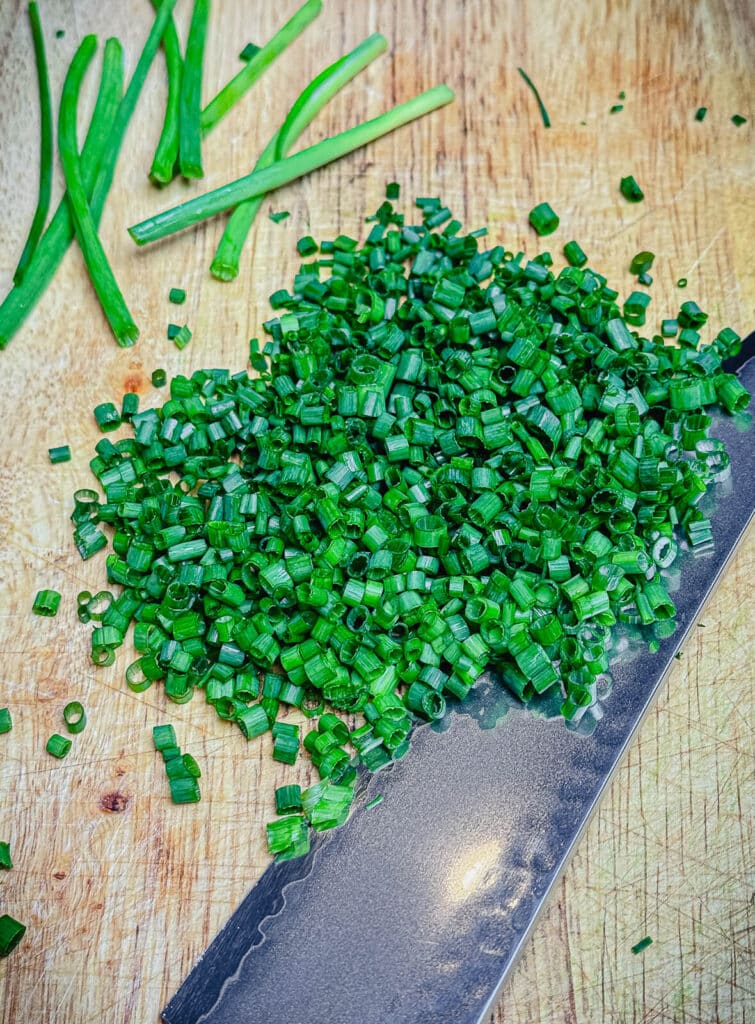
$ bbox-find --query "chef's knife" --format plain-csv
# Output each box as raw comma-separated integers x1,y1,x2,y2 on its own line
163,338,754,1024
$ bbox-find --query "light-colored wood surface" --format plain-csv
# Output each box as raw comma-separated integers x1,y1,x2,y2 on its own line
0,1,752,1022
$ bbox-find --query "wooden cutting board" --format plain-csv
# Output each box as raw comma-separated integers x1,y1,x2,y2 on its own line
0,2,752,1021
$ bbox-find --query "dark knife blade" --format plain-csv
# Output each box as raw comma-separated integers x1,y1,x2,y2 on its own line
163,340,754,1024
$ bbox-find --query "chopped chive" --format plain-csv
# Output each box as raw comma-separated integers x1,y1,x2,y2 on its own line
629,251,655,275
677,277,688,288
269,210,290,224
33,589,61,616
130,85,456,246
172,325,192,350
46,733,72,758
63,701,86,734
201,0,323,136
695,106,707,122
618,90,626,100
93,402,121,432
148,0,183,185
239,43,261,62
13,2,53,286
0,915,25,957
610,104,623,114
152,368,167,387
167,323,181,340
731,114,747,126
210,33,388,281
153,724,177,750
661,318,678,337
169,287,186,304
386,181,400,199
517,67,551,128
297,235,318,256
631,936,653,955
529,202,559,236
638,271,653,286
170,777,201,803
179,0,210,179
55,28,65,38
563,240,587,267
48,445,71,464
0,842,11,869
365,794,383,809
0,709,12,734
620,175,644,202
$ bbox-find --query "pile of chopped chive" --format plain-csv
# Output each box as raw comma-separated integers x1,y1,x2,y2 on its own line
70,191,749,860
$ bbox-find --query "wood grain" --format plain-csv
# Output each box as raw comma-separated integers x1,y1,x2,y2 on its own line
0,1,752,1022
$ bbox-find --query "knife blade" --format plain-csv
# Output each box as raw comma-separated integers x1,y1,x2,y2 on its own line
163,339,754,1024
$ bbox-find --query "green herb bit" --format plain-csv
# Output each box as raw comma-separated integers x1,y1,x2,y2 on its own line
148,0,182,184
32,589,61,616
618,90,626,100
269,210,290,224
297,235,318,256
661,318,678,337
153,724,177,751
629,250,655,275
365,794,383,810
695,107,707,122
0,915,26,957
49,445,71,464
563,240,587,267
178,0,210,179
170,777,201,803
55,29,65,38
0,708,12,734
169,287,186,304
13,2,53,286
610,104,623,114
239,43,261,62
46,733,72,759
620,175,644,202
386,181,400,199
677,277,688,288
130,85,455,246
0,842,11,869
93,402,121,432
63,701,86,734
631,936,653,955
529,202,559,236
731,114,747,126
638,272,653,286
152,368,167,387
59,37,139,347
517,67,551,128
172,325,192,350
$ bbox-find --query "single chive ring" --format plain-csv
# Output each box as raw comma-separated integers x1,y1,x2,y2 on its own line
49,445,72,464
620,175,644,202
0,914,26,957
63,701,87,734
33,589,61,616
46,733,72,759
0,708,12,734
529,202,559,236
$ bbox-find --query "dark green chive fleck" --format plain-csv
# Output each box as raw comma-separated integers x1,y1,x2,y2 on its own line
0,708,12,734
239,43,261,62
269,210,290,224
529,202,559,236
563,240,587,267
172,324,192,350
620,175,644,202
677,277,688,288
93,402,121,432
631,936,653,955
167,323,181,339
55,29,65,38
46,733,72,759
385,181,400,199
49,445,71,464
0,915,26,957
731,114,746,126
610,104,623,114
0,842,11,870
695,107,707,122
629,251,655,275
638,272,653,286
33,589,61,616
169,287,186,304
152,368,167,387
297,235,318,256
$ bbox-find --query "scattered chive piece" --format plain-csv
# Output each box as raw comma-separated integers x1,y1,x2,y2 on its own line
63,701,86,734
0,842,11,869
695,107,707,122
269,210,290,224
563,240,587,267
169,287,186,304
631,936,653,955
677,277,688,288
129,85,456,246
93,402,121,432
624,290,651,326
0,709,12,734
620,175,644,202
638,272,653,286
170,777,201,803
365,794,383,810
201,0,323,136
610,104,623,114
13,2,53,286
32,589,61,616
210,33,388,281
529,202,559,236
55,28,65,38
517,67,551,128
629,251,655,275
275,784,302,814
297,235,318,256
239,42,261,62
153,724,177,750
386,181,400,199
167,323,181,340
148,0,183,184
661,318,678,337
731,114,747,126
152,368,167,387
618,90,626,100
178,0,210,179
49,445,71,464
182,753,201,777
59,36,139,347
172,324,192,350
0,915,26,957
46,733,72,759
